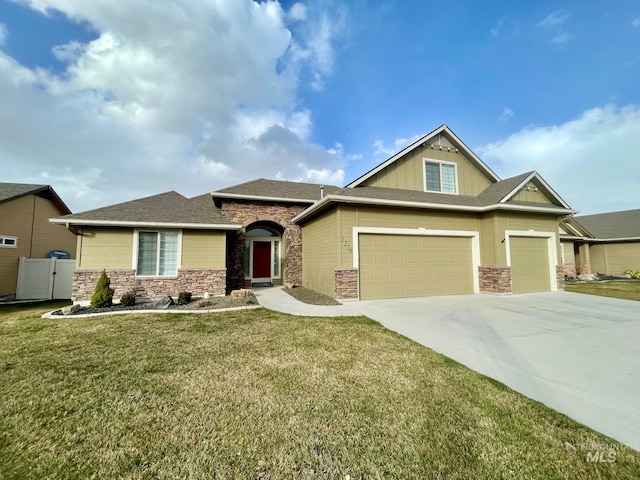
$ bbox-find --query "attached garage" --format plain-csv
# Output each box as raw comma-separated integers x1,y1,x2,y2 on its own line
358,231,477,300
508,233,556,293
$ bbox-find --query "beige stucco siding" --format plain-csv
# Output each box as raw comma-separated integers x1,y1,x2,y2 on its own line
478,215,497,266
181,230,226,268
31,197,77,258
77,228,133,270
561,241,576,265
0,195,76,296
512,188,554,204
590,243,640,275
301,209,338,297
362,148,492,196
0,196,33,295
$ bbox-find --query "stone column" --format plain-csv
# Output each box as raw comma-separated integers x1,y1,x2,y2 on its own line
577,243,591,274
478,266,512,294
335,268,359,300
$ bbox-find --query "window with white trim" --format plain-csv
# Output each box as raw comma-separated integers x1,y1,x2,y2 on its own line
0,236,17,248
424,160,457,194
136,231,179,276
273,240,280,277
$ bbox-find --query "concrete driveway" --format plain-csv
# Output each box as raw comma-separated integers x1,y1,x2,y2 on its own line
354,291,640,449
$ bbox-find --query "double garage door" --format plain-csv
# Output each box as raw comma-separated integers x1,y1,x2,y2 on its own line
358,233,553,300
359,234,475,300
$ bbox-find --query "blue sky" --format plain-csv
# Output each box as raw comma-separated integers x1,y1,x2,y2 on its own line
1,0,639,214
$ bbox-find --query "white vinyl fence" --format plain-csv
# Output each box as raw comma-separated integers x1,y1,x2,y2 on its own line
15,257,75,300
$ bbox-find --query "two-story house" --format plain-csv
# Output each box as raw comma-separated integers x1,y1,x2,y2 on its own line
52,125,575,302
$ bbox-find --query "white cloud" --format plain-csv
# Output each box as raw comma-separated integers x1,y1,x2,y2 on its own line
477,105,640,214
537,11,570,28
0,0,350,211
490,19,503,37
552,32,573,44
0,23,7,45
500,107,514,121
288,1,347,91
288,3,307,22
373,134,422,157
632,17,640,28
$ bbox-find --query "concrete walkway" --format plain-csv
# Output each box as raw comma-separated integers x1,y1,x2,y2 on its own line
254,287,640,450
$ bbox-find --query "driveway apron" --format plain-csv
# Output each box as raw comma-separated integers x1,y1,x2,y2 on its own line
255,288,640,449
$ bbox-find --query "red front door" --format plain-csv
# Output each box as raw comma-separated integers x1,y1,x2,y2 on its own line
252,241,271,279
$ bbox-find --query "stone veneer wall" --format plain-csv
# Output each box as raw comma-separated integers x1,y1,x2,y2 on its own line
221,200,308,291
556,266,565,291
562,263,577,278
478,266,512,294
73,268,226,302
577,263,592,275
335,268,359,300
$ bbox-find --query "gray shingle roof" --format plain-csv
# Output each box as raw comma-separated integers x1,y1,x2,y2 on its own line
212,178,341,202
574,209,640,239
336,172,540,208
0,182,47,203
0,182,71,214
476,172,533,205
336,186,484,207
54,191,237,228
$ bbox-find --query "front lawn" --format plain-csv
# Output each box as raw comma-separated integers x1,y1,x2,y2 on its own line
565,280,640,301
1,304,638,478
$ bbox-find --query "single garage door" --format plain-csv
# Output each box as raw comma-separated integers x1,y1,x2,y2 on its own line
510,236,551,293
359,234,474,300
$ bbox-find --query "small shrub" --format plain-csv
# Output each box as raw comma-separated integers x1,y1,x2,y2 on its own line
177,291,192,305
120,291,136,306
90,270,115,308
624,269,640,279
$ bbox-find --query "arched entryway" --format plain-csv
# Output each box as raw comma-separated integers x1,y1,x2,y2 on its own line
244,222,284,286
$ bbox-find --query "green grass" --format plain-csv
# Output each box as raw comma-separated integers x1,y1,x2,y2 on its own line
565,280,640,301
1,303,638,479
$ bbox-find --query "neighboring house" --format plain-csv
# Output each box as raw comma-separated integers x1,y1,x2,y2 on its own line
53,125,576,302
0,183,76,298
560,209,640,277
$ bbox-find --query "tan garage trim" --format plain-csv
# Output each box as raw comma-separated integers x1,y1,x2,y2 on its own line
505,230,558,293
353,227,480,300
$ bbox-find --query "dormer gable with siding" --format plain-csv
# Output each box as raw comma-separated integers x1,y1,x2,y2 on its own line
346,125,500,196
500,171,570,209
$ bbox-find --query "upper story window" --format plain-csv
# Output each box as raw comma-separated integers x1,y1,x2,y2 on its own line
0,236,17,248
136,231,179,276
424,159,457,194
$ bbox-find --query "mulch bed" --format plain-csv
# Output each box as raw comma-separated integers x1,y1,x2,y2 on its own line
51,296,259,316
283,287,341,306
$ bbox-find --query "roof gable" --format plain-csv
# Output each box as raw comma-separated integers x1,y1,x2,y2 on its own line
476,171,571,209
0,182,71,214
346,125,501,189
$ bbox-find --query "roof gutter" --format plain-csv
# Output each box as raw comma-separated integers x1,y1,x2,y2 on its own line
560,235,640,243
292,194,576,223
49,218,242,230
